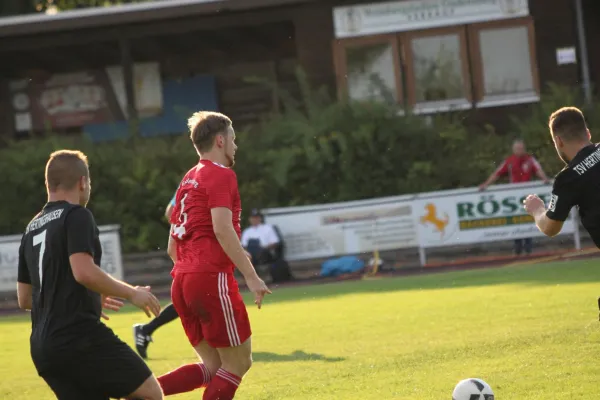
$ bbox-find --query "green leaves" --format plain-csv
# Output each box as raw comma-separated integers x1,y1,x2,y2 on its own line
0,76,593,253
510,82,600,178
0,134,196,253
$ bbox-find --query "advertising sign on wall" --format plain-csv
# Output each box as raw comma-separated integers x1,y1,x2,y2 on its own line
0,225,123,293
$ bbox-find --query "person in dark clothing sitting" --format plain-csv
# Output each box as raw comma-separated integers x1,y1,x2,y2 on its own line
241,209,292,283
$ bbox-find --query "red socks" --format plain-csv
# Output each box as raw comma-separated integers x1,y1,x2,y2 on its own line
157,364,242,399
202,369,242,400
158,363,211,395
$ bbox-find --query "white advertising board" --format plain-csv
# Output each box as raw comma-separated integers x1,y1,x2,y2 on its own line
264,196,418,261
263,182,580,262
413,183,575,248
333,0,529,39
0,225,123,293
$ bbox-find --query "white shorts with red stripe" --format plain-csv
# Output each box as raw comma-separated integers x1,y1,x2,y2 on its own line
171,272,252,348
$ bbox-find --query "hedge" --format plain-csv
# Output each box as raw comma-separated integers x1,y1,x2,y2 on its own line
0,78,595,253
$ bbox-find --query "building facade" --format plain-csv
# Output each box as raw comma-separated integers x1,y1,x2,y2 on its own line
0,0,596,139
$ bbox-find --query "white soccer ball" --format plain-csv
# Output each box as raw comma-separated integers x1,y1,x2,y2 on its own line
452,378,494,400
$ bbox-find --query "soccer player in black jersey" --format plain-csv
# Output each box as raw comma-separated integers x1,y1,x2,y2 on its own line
17,150,164,400
523,107,600,247
133,192,180,360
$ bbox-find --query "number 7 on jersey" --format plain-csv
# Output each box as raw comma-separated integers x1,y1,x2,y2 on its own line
33,230,47,288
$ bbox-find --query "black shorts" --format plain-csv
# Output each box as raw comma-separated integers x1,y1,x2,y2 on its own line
36,327,152,400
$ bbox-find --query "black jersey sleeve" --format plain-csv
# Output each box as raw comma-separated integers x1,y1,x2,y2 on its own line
17,235,31,284
546,171,577,222
65,207,98,257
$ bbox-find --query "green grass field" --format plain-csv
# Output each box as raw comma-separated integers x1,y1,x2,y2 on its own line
2,259,600,399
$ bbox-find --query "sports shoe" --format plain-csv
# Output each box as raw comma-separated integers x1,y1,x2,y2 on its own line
133,324,153,359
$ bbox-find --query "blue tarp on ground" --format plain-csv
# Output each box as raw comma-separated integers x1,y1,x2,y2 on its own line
320,256,365,277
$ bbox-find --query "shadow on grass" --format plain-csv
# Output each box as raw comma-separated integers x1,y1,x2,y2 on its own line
253,350,345,363
95,257,600,313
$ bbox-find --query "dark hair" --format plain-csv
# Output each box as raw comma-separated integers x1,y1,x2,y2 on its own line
187,111,232,153
45,150,89,192
549,106,588,142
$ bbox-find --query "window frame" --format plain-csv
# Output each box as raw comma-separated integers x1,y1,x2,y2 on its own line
332,17,540,113
402,26,472,113
332,34,404,105
468,17,540,108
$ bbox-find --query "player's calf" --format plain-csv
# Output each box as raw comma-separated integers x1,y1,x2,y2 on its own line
203,338,253,400
157,340,220,395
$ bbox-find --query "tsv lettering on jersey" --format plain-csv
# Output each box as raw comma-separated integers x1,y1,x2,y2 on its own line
26,209,64,234
573,146,600,175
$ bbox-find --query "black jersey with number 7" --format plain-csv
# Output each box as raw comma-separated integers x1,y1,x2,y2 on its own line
18,201,103,367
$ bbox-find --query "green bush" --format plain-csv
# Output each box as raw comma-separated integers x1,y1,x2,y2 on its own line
510,83,600,176
0,76,593,253
236,69,504,208
0,135,197,253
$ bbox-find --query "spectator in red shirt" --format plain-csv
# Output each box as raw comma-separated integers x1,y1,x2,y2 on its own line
479,139,550,255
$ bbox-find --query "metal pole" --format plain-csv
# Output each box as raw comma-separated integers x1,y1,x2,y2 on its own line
573,209,582,250
574,0,592,105
418,246,426,266
119,36,139,137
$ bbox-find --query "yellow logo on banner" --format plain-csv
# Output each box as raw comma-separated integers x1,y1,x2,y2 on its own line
420,203,449,238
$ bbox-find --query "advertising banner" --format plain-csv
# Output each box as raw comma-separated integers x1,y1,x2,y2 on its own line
413,184,575,248
9,62,162,132
264,197,417,261
0,225,123,293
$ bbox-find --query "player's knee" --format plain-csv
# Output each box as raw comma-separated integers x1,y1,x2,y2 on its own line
205,360,222,379
146,386,164,400
238,355,253,375
246,355,253,371
221,355,252,378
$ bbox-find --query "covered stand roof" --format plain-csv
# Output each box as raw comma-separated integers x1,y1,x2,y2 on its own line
0,0,314,77
0,0,313,37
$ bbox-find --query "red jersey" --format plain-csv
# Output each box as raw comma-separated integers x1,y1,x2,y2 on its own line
494,154,542,183
169,160,242,274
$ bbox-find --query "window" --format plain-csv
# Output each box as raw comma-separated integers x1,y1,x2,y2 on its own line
334,35,402,104
404,27,471,113
470,19,539,107
333,17,539,113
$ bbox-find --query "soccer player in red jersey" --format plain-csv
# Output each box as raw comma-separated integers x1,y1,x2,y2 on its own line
157,111,271,399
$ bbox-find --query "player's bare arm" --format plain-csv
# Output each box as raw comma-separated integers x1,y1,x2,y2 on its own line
165,202,174,220
211,207,256,277
523,194,564,237
212,207,272,308
17,237,33,311
70,252,161,317
17,282,33,310
167,230,178,263
479,173,499,191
